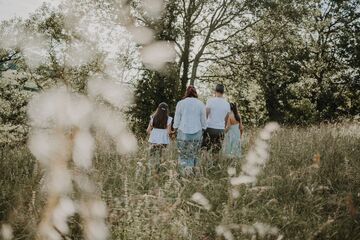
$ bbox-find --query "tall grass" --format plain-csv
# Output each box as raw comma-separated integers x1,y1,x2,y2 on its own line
1,123,359,239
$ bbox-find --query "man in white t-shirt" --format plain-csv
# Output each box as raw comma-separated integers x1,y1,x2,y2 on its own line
202,84,231,153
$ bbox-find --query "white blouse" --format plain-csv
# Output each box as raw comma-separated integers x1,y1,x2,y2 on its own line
173,98,207,134
148,116,173,144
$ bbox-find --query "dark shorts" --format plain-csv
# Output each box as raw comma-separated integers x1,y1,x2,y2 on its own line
202,128,225,153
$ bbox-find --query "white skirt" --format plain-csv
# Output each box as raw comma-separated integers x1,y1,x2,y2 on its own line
149,128,170,144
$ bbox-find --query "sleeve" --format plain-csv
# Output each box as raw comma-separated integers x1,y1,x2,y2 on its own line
227,102,231,112
200,103,207,130
167,116,173,126
173,102,181,129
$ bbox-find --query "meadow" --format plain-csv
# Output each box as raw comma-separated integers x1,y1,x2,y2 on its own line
1,122,360,240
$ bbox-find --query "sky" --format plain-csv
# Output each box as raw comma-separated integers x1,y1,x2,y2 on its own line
0,0,60,21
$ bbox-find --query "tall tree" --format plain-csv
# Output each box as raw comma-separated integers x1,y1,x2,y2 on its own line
176,0,263,92
301,0,360,120
130,0,180,135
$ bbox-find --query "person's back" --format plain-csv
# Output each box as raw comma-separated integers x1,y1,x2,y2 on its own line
173,85,206,174
203,84,230,153
223,102,243,159
206,97,230,129
174,97,206,134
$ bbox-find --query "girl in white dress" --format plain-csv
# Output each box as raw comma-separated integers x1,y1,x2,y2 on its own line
147,102,172,171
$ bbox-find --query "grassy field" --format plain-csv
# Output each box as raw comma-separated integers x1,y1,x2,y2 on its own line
1,123,360,239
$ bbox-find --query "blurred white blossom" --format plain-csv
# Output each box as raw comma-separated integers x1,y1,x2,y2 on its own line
231,122,280,187
127,26,154,45
1,224,13,240
227,167,236,176
88,75,133,109
143,0,164,19
215,225,234,240
52,197,76,234
73,130,95,170
191,192,211,211
241,222,280,238
47,167,73,194
140,41,176,70
28,130,70,167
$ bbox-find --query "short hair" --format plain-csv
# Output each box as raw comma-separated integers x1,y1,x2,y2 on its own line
215,84,224,94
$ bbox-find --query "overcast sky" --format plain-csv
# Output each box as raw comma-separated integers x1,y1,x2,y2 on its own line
0,0,60,21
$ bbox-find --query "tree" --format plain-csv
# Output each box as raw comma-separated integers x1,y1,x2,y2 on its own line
130,0,267,131
130,0,180,135
176,0,263,92
207,0,360,124
300,0,360,121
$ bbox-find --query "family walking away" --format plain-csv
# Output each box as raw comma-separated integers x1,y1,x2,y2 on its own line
147,84,243,175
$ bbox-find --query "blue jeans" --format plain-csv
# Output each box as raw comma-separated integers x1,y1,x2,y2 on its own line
176,130,202,172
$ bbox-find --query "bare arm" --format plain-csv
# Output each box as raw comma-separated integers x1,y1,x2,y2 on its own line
225,114,231,132
239,113,244,136
146,120,153,135
224,112,230,128
167,124,172,134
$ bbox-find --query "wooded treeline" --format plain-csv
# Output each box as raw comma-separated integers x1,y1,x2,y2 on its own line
132,0,360,134
0,0,359,139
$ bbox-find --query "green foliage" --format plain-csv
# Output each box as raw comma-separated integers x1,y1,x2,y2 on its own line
206,0,360,125
129,0,180,136
130,66,179,136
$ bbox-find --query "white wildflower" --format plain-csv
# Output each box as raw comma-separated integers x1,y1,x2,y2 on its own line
88,75,132,109
73,130,95,170
231,189,240,198
115,132,138,154
143,0,164,19
216,225,234,240
47,167,72,194
38,224,62,240
27,86,73,128
241,224,256,235
253,222,279,237
66,94,93,129
140,41,176,70
230,176,257,185
85,220,109,240
52,197,76,234
74,174,96,194
127,26,154,45
89,200,107,219
1,224,13,240
227,167,236,176
28,130,69,166
191,192,211,210
231,122,280,186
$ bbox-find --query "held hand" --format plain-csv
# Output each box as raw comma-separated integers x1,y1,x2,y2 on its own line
240,124,244,136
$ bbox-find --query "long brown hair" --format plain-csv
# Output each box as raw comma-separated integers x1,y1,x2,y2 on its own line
152,102,169,129
183,85,198,98
230,102,241,122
